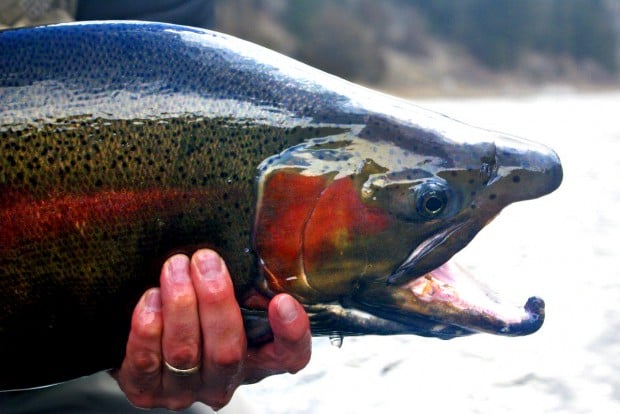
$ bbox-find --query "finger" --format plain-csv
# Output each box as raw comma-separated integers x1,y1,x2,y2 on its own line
160,254,202,371
191,249,246,409
115,288,163,408
246,294,311,381
270,294,312,373
159,254,202,404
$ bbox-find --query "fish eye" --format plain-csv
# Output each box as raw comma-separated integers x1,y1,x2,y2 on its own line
415,182,448,218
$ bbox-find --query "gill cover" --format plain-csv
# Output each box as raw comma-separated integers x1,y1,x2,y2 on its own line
252,125,468,303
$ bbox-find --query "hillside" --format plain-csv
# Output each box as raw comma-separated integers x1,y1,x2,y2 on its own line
215,0,620,97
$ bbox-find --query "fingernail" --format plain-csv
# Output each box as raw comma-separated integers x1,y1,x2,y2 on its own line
167,255,190,284
277,295,298,324
195,250,222,280
145,290,161,312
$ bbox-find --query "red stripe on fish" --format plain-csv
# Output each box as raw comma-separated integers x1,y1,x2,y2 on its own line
1,189,196,251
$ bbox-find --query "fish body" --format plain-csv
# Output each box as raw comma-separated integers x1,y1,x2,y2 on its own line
0,22,562,390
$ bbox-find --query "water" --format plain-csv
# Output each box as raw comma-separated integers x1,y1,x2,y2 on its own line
235,92,620,413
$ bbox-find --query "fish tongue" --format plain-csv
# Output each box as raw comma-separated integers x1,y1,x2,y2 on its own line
407,261,545,336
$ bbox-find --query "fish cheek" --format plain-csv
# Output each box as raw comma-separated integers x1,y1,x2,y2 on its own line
253,169,334,300
301,177,396,295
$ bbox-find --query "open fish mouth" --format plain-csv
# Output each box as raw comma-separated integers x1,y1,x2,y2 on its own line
374,213,545,337
402,261,545,336
388,221,468,284
346,218,547,340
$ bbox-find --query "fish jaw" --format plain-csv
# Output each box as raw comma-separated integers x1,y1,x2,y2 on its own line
247,258,544,343
323,260,544,339
402,262,544,336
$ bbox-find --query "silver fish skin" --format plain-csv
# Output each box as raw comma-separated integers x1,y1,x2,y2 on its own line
0,22,562,390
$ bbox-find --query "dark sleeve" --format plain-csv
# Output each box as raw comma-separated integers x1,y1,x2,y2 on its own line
75,0,215,29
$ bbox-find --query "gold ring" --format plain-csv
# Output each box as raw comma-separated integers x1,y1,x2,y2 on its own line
164,360,200,376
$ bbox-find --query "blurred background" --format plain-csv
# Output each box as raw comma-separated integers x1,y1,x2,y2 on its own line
1,1,619,413
2,0,619,96
216,0,620,96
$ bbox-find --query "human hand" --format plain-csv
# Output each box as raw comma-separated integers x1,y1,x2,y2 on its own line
113,249,312,411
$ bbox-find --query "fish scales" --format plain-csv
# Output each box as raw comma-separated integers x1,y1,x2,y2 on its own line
0,116,339,387
0,22,562,390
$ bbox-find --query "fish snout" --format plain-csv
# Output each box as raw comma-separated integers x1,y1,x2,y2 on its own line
492,137,563,204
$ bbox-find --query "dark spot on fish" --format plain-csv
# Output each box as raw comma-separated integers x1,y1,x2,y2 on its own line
95,179,103,187
489,194,497,200
451,171,458,177
470,191,476,197
468,178,475,185
512,175,521,183
470,203,476,209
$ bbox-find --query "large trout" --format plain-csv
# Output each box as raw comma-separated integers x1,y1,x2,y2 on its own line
0,22,562,390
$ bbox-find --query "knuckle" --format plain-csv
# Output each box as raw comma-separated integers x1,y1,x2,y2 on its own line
131,351,161,374
166,398,195,412
283,346,311,374
198,286,231,306
167,345,201,368
131,316,160,341
126,394,157,409
287,357,309,374
169,292,196,309
205,393,233,411
212,344,245,369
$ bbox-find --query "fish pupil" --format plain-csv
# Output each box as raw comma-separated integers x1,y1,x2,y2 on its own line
413,181,449,219
424,196,444,214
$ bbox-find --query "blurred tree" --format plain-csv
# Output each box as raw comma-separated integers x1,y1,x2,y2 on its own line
218,0,618,82
566,0,617,71
283,0,386,83
406,0,618,72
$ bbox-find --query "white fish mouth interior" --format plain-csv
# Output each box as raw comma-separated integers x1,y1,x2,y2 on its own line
405,260,530,325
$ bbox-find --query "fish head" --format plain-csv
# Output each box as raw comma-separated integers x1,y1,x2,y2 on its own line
253,113,562,339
